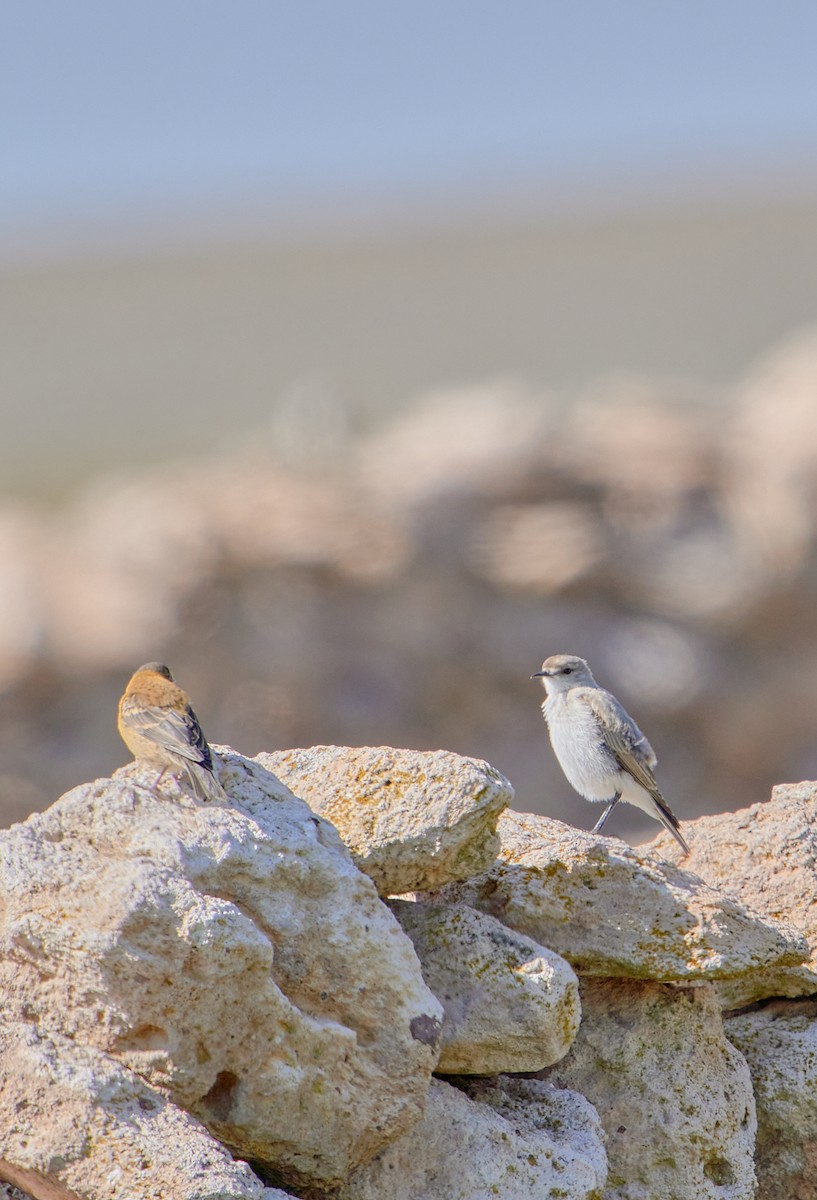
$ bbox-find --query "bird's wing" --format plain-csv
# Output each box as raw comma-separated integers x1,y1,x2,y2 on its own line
578,688,688,852
579,688,658,791
120,697,213,769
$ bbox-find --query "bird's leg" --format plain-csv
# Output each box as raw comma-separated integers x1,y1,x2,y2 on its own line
592,792,621,834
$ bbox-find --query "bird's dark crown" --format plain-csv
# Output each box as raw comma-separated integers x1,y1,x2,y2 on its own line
136,662,174,680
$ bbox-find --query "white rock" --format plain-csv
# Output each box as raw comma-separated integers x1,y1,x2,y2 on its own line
41,461,409,672
433,809,806,983
355,383,554,506
469,501,605,595
258,746,512,895
0,1021,276,1200
0,1183,33,1200
564,380,712,505
339,1075,607,1200
652,780,817,1007
727,997,817,1200
547,978,757,1200
724,326,817,574
390,899,580,1073
0,752,443,1192
0,1179,36,1200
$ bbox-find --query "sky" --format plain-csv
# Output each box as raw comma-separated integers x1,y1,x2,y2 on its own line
2,2,817,250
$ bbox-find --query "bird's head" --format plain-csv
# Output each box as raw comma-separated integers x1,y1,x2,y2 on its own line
136,662,174,681
531,654,595,694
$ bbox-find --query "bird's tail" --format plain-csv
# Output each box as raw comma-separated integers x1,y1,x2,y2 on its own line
649,791,690,856
183,761,228,804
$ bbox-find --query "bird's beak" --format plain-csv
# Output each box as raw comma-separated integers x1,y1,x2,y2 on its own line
530,669,548,679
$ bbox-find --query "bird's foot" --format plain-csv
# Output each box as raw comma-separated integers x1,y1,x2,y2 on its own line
592,793,621,834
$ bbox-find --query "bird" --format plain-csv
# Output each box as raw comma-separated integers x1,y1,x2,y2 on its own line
531,653,689,854
117,662,227,803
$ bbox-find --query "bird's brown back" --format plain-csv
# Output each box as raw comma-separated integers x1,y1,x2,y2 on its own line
122,667,189,711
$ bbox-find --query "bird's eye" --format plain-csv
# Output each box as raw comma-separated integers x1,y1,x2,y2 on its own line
562,667,573,675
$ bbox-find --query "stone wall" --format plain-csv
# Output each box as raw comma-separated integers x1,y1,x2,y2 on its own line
0,745,814,1198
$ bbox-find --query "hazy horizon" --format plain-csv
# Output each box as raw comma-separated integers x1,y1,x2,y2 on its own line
3,186,817,499
4,2,817,499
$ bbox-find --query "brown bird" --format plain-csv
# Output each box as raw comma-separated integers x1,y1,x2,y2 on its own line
117,662,227,802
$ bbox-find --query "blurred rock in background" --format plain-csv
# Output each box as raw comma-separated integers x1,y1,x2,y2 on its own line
2,323,817,838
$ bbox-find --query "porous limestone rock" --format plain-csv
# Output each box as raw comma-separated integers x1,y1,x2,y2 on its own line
652,781,817,1006
338,1075,607,1200
258,745,511,895
546,978,757,1200
727,997,817,1200
0,1180,31,1200
389,898,580,1073
432,809,806,983
0,751,443,1192
0,1184,34,1200
0,1021,287,1200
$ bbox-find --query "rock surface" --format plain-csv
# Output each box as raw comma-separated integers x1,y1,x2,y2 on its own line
338,1075,607,1200
547,978,757,1200
9,737,817,1198
0,1022,285,1200
0,1184,35,1200
431,808,806,983
0,752,443,1193
259,746,512,895
727,997,817,1200
390,899,580,1074
653,781,817,1006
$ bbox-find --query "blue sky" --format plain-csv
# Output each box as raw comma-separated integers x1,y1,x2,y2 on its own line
2,2,817,243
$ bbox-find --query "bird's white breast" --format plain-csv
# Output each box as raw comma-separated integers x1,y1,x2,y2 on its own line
544,693,618,802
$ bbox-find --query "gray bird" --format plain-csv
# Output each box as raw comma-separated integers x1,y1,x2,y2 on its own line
531,653,689,854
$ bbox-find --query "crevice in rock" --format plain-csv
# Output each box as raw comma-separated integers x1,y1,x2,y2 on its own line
199,1068,240,1122
722,991,817,1020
